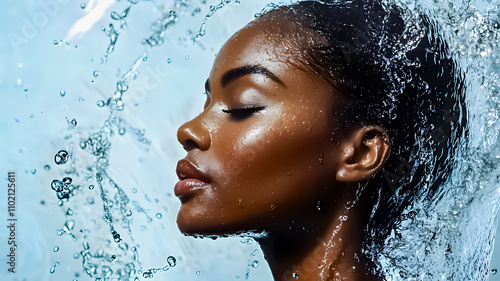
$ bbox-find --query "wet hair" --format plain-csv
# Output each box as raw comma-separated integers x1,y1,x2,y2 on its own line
257,0,466,274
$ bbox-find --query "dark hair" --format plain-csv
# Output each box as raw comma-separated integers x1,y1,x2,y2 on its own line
258,0,466,274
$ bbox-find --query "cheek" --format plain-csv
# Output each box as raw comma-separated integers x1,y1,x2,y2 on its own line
217,110,335,208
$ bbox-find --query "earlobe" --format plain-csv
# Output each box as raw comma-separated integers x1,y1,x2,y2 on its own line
336,126,391,182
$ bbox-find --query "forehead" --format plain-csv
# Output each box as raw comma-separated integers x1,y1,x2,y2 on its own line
210,17,316,78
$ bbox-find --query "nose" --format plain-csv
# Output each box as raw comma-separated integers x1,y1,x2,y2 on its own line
177,114,211,152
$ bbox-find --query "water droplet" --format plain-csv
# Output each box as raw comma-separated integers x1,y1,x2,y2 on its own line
31,169,36,174
196,271,200,275
112,230,122,243
79,97,85,102
44,165,50,170
66,208,73,216
292,272,299,279
53,40,59,45
251,260,259,268
96,100,105,107
81,3,86,9
185,55,190,60
167,58,172,63
53,246,59,252
89,185,94,190
132,188,137,193
93,71,99,77
70,119,77,127
63,220,75,232
60,89,66,97
167,256,176,267
492,268,498,275
54,150,69,165
143,57,148,61
156,213,162,219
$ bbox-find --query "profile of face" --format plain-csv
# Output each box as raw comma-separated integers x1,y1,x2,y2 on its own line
175,16,391,237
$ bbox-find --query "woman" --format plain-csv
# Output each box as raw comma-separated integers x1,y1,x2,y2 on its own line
174,0,465,280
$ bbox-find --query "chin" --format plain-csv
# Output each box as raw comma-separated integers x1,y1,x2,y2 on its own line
176,211,266,239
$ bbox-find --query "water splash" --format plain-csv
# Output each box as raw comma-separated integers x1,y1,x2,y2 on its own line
365,0,500,280
49,0,238,280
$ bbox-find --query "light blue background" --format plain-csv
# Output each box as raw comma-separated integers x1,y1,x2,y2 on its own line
0,0,498,280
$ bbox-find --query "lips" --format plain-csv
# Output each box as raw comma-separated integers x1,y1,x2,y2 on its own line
174,159,210,198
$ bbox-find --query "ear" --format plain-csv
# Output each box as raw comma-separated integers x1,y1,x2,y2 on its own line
336,125,391,182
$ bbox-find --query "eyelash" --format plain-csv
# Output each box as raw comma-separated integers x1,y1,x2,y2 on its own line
222,106,265,120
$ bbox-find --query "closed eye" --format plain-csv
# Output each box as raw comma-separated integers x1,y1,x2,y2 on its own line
222,106,265,121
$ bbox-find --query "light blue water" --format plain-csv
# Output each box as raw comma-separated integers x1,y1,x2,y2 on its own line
0,0,500,280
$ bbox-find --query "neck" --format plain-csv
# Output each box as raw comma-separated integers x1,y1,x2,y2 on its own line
258,194,378,281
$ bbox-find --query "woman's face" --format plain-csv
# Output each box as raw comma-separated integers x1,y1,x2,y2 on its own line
175,22,345,235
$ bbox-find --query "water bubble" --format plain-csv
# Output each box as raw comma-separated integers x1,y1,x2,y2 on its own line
102,266,113,277
53,246,60,252
59,89,65,97
54,150,69,165
63,177,73,185
44,164,50,170
167,256,176,267
51,180,64,192
96,100,105,107
93,71,99,77
156,213,162,219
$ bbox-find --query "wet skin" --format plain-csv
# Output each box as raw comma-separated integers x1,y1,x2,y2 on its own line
176,22,343,235
176,18,390,281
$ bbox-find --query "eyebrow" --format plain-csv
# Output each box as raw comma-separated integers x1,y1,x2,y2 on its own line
204,65,285,93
